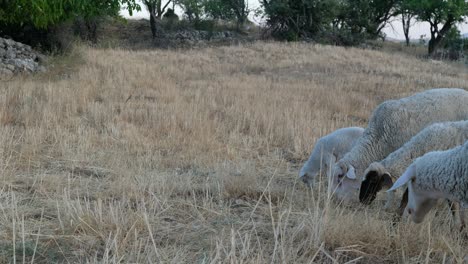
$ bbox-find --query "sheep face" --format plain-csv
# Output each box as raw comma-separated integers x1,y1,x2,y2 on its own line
388,164,444,223
331,162,360,203
299,163,318,187
359,167,393,204
299,151,335,187
405,181,439,223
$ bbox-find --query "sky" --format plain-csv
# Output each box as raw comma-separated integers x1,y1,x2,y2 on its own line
120,1,468,40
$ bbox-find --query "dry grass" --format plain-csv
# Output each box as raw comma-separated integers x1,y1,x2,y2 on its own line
0,42,467,263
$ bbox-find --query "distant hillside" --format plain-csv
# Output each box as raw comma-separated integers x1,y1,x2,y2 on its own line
387,32,468,43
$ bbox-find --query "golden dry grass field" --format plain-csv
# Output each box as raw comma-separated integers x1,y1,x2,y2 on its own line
0,42,467,263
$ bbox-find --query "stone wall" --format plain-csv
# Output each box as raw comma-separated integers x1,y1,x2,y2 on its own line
0,37,46,76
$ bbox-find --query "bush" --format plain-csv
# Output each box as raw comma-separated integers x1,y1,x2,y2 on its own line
440,28,465,60
260,0,395,43
0,0,140,50
194,20,217,31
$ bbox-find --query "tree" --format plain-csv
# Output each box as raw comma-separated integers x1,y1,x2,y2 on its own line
227,0,250,29
395,0,417,46
441,27,465,59
0,0,140,30
404,0,468,55
260,0,398,42
401,10,415,46
177,0,203,22
343,0,398,39
261,0,341,39
142,0,173,38
0,0,141,48
204,0,250,30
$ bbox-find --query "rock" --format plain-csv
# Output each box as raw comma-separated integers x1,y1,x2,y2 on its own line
9,58,38,72
0,37,46,75
3,38,14,46
4,63,15,71
0,66,13,75
5,48,16,59
171,29,237,43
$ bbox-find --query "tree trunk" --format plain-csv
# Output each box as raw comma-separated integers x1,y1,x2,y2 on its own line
158,0,173,18
149,12,157,38
428,38,436,55
404,33,410,46
157,0,162,17
144,1,164,38
428,17,453,56
401,13,411,46
85,18,98,43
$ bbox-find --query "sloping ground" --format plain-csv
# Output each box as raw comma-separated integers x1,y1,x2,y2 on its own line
0,42,467,263
96,19,258,50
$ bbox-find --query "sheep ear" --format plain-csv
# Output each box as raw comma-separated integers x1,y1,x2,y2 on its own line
359,170,380,204
388,165,414,192
346,166,356,180
381,173,394,188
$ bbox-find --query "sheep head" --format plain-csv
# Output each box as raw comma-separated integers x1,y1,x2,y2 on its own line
359,162,393,205
330,161,360,203
388,164,440,223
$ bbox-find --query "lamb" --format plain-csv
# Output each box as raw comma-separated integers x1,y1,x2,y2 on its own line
387,140,468,224
329,88,468,203
299,127,364,186
359,120,468,208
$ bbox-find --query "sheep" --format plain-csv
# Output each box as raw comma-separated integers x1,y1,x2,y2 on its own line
299,127,364,187
387,140,468,224
359,120,468,209
329,88,468,203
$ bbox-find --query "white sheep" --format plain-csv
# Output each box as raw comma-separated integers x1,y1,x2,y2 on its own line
299,127,364,186
359,120,468,209
387,140,468,224
330,88,468,203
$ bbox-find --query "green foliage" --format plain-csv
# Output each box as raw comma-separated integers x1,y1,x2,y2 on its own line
204,0,232,20
164,8,179,20
261,0,398,41
443,27,463,50
0,0,141,30
342,0,397,38
261,0,342,38
403,0,468,54
435,27,467,60
204,0,249,28
1,0,69,29
0,0,141,49
194,19,217,31
177,0,204,21
404,0,467,24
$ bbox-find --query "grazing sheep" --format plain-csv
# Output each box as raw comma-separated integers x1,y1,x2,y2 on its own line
387,141,468,224
359,120,468,208
330,88,468,203
299,127,364,186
